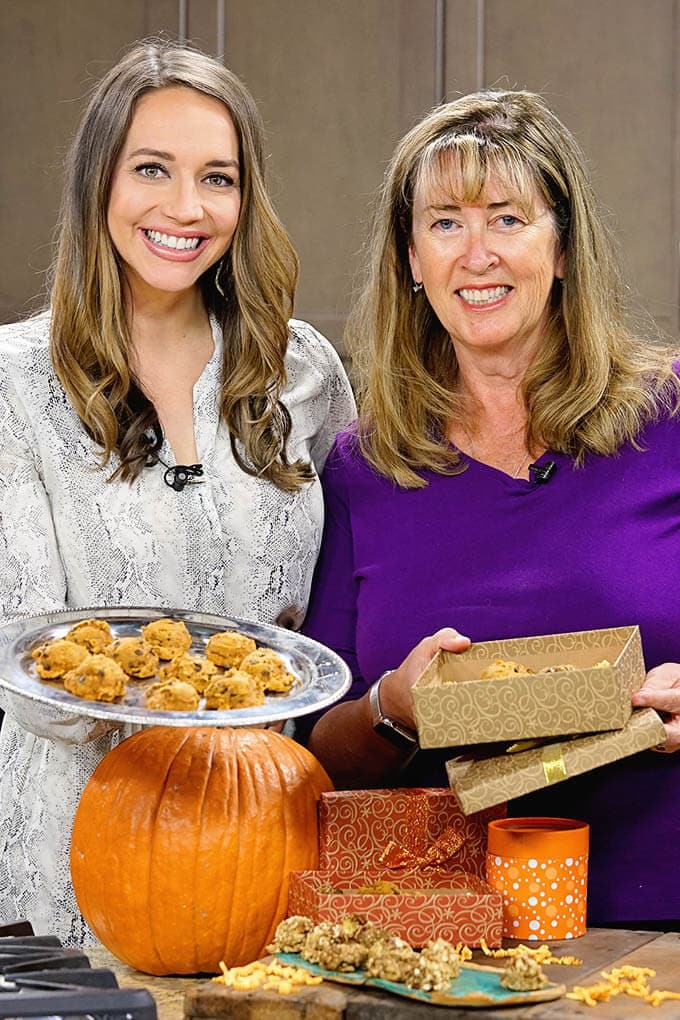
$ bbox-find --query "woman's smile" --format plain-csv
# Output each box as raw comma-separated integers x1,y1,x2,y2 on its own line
139,227,210,261
107,85,241,303
409,172,564,359
456,284,513,308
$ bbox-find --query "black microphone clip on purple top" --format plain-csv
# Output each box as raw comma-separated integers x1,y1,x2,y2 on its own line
528,460,556,485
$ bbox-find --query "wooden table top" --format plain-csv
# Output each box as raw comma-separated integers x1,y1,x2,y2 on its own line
89,926,680,1019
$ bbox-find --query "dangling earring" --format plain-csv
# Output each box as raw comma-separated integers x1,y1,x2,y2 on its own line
412,281,423,293
215,260,226,298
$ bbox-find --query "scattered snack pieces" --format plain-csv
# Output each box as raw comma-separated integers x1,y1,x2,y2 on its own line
500,947,548,991
141,618,192,659
32,638,89,679
213,959,322,995
205,630,257,668
159,653,218,692
566,965,680,1008
479,938,582,966
204,670,265,709
63,654,127,702
106,637,159,678
66,619,113,653
145,679,200,711
478,659,535,680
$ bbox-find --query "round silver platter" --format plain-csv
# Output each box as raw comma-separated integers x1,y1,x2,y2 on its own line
0,606,352,727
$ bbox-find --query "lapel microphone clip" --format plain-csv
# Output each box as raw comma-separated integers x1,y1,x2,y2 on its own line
528,460,557,485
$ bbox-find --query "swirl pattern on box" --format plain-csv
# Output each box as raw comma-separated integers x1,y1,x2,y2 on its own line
317,789,502,879
413,627,644,748
446,709,666,815
289,869,503,949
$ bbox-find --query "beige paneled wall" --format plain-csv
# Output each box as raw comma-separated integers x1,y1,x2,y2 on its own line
1,0,678,342
480,0,678,333
0,0,178,323
224,1,437,348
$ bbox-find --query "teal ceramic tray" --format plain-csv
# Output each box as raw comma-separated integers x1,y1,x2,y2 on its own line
276,953,566,1008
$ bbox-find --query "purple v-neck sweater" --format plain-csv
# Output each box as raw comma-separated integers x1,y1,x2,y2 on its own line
303,416,680,923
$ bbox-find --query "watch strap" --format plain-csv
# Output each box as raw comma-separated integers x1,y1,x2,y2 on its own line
368,671,419,753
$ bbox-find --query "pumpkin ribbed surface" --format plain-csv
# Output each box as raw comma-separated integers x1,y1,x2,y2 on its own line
70,726,332,975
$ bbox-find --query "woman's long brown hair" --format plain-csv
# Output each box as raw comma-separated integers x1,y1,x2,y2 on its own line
50,38,313,490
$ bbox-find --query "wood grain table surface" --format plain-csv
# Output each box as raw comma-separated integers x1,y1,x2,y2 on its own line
89,927,680,1019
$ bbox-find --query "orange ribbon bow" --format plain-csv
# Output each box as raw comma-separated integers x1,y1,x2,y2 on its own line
377,795,466,869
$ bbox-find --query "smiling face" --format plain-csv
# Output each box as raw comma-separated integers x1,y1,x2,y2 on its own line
408,165,564,363
107,85,241,305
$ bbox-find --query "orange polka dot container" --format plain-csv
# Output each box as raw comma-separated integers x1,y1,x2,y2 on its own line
486,817,589,941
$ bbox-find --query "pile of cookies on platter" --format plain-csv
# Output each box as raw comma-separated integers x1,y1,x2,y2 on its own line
31,617,296,711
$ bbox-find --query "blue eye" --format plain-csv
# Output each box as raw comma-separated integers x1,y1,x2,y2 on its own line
498,214,521,227
435,218,455,231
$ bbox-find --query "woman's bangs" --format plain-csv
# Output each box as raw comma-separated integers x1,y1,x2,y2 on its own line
414,135,541,219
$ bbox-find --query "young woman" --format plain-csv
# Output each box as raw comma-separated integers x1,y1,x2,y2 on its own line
0,39,355,943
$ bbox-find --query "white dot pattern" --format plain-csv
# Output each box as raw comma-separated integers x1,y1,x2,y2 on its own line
486,852,588,941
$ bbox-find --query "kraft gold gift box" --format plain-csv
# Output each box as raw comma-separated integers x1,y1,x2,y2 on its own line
287,789,504,947
445,708,666,815
412,625,645,749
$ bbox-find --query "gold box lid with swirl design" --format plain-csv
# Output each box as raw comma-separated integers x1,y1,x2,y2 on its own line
412,626,644,748
445,708,665,814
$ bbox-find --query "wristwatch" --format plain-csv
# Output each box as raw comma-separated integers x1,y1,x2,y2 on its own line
368,671,419,753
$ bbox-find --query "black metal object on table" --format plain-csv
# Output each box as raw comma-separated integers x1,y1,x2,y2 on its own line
0,920,157,1020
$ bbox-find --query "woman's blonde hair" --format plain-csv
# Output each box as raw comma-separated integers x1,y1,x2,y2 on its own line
50,38,312,489
348,89,679,487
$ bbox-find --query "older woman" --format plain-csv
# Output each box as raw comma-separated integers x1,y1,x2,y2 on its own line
303,89,680,927
0,39,354,941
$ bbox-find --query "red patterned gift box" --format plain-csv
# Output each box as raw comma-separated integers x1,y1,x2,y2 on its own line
289,868,502,948
318,788,502,879
289,788,504,947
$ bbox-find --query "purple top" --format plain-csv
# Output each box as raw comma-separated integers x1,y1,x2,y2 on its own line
303,416,680,923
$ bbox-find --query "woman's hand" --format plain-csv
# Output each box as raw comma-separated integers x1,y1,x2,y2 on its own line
378,627,471,728
631,663,680,753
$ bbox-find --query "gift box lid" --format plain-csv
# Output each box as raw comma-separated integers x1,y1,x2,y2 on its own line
446,708,666,815
318,788,504,879
413,625,645,748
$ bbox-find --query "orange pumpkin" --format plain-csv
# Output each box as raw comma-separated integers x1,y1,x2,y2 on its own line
70,726,332,975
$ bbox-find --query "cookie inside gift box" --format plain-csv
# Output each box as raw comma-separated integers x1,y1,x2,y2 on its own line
412,625,645,747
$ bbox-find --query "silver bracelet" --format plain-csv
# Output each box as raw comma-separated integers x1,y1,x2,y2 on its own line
368,670,419,753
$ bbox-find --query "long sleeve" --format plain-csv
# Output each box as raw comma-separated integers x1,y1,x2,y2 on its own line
303,437,363,688
0,326,117,744
0,359,67,622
